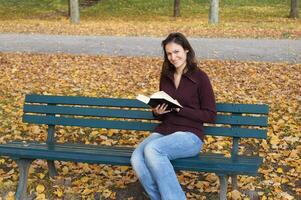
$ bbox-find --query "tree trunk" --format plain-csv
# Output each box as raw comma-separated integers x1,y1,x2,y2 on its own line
70,0,80,24
209,0,219,24
68,0,71,17
174,0,180,17
289,0,299,18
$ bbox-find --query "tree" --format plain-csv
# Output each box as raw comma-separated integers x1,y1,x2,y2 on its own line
209,0,219,24
289,0,299,18
70,0,80,23
68,0,71,17
174,0,180,17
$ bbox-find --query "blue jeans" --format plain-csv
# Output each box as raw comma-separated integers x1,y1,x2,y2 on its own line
130,131,203,200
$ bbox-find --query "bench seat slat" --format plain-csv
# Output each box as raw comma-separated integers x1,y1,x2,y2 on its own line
24,105,268,126
1,142,225,159
2,142,261,164
23,115,267,139
26,94,269,114
0,142,262,176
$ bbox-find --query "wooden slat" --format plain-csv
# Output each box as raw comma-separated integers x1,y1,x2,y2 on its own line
24,105,154,119
3,142,261,164
0,142,262,175
24,105,268,126
3,142,225,158
25,94,269,114
23,115,158,131
216,104,269,114
22,115,267,138
25,94,148,108
215,115,267,126
205,127,267,139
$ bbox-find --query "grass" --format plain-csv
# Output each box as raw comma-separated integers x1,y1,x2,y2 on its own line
0,0,298,21
0,0,300,38
0,0,67,18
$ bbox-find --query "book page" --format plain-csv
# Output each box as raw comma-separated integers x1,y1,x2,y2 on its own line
136,94,150,104
151,91,182,108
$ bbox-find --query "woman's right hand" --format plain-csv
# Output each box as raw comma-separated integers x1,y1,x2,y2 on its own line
152,104,171,115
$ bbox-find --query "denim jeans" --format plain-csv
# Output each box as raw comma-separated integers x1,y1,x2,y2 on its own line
130,131,203,200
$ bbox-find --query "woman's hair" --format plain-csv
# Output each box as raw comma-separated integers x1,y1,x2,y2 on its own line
161,32,198,78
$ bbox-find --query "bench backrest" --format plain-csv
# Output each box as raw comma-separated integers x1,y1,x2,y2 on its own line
23,94,269,156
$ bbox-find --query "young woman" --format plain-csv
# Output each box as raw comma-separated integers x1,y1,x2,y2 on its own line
131,32,216,200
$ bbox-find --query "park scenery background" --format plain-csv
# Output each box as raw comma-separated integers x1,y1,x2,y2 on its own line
0,0,300,200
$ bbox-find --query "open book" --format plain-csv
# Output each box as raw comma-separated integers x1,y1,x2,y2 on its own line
136,91,182,110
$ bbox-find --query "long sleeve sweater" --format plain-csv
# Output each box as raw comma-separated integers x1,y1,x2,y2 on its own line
154,68,216,141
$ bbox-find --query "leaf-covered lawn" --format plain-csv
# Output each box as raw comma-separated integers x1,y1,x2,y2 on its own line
0,18,300,39
0,53,300,199
0,0,300,38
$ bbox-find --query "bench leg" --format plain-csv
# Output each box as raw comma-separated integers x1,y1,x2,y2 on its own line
15,159,33,200
231,175,238,190
47,160,58,177
218,175,228,200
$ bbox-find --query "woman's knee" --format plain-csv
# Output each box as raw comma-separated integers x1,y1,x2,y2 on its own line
144,142,164,162
130,149,142,168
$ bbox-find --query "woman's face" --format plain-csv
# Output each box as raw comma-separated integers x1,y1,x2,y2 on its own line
165,42,188,71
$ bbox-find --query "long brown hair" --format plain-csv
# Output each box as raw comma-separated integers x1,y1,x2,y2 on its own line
161,32,198,79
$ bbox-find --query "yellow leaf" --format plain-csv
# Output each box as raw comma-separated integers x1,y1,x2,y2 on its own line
80,176,90,183
31,125,41,134
289,149,298,158
38,173,45,179
280,192,294,200
277,119,285,127
36,193,46,200
62,166,69,175
5,191,15,200
54,188,64,197
260,140,269,150
276,168,283,173
206,136,215,144
107,129,115,137
120,166,129,171
82,188,93,195
281,178,289,183
195,181,204,190
270,135,279,145
36,184,45,193
205,174,218,182
7,169,14,175
231,189,242,200
90,130,99,138
102,189,112,198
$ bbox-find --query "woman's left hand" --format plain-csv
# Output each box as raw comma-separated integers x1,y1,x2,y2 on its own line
152,104,171,115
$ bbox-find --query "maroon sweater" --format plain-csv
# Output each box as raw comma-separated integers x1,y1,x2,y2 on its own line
154,68,216,140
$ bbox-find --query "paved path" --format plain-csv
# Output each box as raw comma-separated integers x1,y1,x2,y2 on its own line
0,33,300,63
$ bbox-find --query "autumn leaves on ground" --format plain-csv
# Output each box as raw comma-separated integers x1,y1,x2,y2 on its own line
0,53,300,199
0,0,301,199
0,18,300,39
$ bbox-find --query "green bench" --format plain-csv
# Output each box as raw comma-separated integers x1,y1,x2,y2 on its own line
0,94,269,200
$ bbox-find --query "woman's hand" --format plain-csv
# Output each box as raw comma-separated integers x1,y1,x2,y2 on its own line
152,104,171,115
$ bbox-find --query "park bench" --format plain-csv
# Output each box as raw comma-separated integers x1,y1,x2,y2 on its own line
0,94,269,200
